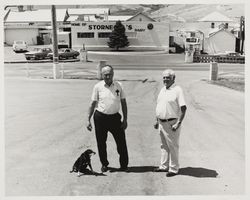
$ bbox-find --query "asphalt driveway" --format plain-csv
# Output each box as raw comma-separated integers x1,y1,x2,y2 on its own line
4,66,245,195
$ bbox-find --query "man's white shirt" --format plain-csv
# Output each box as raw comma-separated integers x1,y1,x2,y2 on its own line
91,80,126,114
156,84,186,120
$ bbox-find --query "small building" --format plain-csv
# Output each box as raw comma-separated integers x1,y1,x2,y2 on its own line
197,11,234,37
204,28,236,54
4,9,68,45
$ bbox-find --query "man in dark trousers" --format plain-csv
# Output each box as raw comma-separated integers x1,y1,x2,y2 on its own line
86,65,129,173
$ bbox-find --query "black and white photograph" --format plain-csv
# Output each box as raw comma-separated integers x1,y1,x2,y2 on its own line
1,0,248,198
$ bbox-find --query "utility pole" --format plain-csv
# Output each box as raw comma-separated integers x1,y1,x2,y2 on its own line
51,5,60,79
239,16,245,55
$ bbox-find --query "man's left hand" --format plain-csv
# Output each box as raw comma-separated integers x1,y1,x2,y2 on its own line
121,120,128,130
171,122,181,131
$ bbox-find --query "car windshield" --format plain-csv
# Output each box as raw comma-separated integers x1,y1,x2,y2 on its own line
33,48,42,52
59,48,67,52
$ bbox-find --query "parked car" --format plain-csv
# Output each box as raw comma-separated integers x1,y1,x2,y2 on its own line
24,47,52,60
12,40,28,52
48,48,80,60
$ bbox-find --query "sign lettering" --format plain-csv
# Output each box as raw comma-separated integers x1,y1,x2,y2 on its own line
135,28,145,32
89,25,114,30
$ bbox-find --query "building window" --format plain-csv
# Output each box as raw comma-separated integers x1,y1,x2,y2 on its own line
77,32,94,38
211,22,215,28
125,32,137,38
190,32,195,37
98,32,112,38
169,36,175,47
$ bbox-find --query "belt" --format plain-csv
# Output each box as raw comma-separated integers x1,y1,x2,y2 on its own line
159,118,177,122
95,110,119,117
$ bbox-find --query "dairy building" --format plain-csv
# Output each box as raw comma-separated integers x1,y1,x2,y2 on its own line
70,12,169,51
4,8,170,52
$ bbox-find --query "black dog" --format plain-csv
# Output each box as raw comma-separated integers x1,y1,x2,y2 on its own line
70,149,96,177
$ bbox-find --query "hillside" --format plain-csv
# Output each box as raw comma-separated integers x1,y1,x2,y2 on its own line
34,4,244,22
149,4,244,22
85,4,244,22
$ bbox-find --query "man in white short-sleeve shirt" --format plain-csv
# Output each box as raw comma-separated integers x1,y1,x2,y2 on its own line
86,65,129,173
154,69,187,177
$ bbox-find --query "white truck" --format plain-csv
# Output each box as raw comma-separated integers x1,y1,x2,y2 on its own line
57,32,70,49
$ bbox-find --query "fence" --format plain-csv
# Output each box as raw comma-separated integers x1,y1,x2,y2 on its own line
193,55,245,64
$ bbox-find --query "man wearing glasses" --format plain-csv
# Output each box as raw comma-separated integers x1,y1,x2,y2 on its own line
154,69,187,177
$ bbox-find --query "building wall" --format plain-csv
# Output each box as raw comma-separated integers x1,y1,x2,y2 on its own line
71,21,169,51
5,27,39,45
204,31,236,54
171,21,234,36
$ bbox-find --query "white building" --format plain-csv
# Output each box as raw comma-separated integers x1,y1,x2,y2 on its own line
204,28,236,54
4,9,170,51
4,9,68,45
70,12,169,51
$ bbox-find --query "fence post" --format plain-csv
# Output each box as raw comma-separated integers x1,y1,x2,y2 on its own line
60,63,64,79
97,60,107,80
26,62,30,78
209,62,218,81
185,50,194,63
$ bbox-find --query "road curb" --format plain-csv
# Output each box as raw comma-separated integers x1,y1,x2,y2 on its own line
4,59,81,64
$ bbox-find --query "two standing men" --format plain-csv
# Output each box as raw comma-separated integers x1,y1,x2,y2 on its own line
86,66,186,176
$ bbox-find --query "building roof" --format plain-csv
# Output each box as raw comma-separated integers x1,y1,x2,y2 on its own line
209,28,236,38
126,12,155,22
4,9,11,21
5,9,67,23
107,15,133,21
66,8,110,15
198,11,233,22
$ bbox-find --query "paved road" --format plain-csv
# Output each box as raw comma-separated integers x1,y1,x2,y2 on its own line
4,63,245,195
4,62,244,78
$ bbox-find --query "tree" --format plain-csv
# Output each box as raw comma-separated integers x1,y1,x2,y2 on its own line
108,20,129,51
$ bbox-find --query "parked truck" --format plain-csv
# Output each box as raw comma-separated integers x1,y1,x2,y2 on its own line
58,32,71,49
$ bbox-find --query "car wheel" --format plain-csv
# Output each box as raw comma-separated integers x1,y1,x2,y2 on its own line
26,57,30,60
59,56,63,60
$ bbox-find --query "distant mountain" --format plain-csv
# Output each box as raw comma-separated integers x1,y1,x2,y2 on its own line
149,4,244,22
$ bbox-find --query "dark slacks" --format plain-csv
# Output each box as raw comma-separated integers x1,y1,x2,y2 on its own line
93,110,129,168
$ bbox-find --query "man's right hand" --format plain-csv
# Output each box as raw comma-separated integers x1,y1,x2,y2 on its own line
86,122,92,131
154,121,159,129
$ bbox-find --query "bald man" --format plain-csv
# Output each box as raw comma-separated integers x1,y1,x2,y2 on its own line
154,69,187,177
86,65,129,173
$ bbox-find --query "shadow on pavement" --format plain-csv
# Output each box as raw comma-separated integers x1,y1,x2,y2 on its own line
71,169,107,177
178,167,218,178
109,166,157,173
107,166,218,177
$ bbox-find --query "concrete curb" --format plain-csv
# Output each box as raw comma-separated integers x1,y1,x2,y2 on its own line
4,59,81,64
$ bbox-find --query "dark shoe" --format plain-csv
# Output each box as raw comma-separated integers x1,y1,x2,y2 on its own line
153,167,168,172
101,166,108,173
166,172,178,177
119,167,129,172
